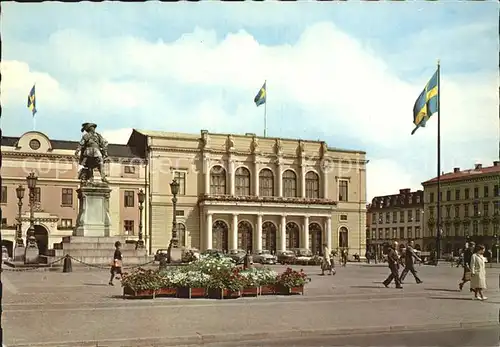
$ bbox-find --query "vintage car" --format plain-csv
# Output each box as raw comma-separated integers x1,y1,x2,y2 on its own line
252,250,277,264
277,250,296,265
154,248,169,262
290,248,313,264
227,249,246,264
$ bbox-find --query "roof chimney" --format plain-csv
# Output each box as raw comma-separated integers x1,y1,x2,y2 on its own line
453,167,460,173
475,163,482,170
494,161,500,167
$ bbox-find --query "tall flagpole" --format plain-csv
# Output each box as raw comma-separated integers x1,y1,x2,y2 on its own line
436,59,441,265
264,80,267,137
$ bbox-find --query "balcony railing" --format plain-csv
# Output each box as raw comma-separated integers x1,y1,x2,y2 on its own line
198,194,337,206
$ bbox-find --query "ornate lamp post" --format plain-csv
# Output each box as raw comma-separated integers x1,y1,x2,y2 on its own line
136,189,145,249
13,185,25,261
167,179,181,263
24,172,39,264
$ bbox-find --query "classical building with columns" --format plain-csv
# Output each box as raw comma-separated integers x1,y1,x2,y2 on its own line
128,129,368,256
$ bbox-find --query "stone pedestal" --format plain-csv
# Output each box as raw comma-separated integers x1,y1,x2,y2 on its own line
167,240,183,264
74,183,111,237
24,245,39,264
13,245,25,262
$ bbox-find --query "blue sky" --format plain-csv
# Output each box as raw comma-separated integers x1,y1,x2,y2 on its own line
2,1,498,199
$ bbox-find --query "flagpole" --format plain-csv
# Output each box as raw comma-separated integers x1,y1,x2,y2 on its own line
264,80,267,137
435,59,441,265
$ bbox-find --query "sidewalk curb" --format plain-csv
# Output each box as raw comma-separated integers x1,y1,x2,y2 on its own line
9,320,499,347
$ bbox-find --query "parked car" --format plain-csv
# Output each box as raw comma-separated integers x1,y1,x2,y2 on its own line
252,250,277,264
154,248,169,262
201,249,233,261
227,249,246,264
291,248,313,265
277,250,296,265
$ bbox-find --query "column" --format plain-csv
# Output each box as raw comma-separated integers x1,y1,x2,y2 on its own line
256,214,263,252
205,213,213,250
231,214,238,250
254,160,260,196
322,170,328,199
303,215,310,250
300,165,306,198
326,216,332,250
204,155,210,195
280,215,287,251
228,158,235,195
277,164,283,197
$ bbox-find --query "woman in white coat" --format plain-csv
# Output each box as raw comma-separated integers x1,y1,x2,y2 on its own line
470,244,487,300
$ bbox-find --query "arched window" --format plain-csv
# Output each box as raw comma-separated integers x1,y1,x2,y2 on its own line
210,165,226,195
259,169,274,197
305,171,320,198
177,223,186,247
235,167,251,196
282,170,297,198
262,221,277,253
339,227,349,248
212,220,229,252
309,223,322,255
286,222,300,249
238,221,253,253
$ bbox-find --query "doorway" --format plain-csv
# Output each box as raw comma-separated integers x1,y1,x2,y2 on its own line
34,225,49,255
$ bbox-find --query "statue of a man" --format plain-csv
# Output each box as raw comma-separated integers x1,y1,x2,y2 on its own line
75,122,109,184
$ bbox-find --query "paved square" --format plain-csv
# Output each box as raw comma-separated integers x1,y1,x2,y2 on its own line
3,264,500,346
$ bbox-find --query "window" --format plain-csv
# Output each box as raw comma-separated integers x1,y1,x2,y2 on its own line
446,190,451,201
1,186,6,203
124,191,135,207
454,224,461,237
414,226,420,239
175,210,185,217
371,213,376,223
454,205,460,217
177,223,186,247
483,223,489,236
385,228,390,239
464,204,469,217
235,167,251,196
399,211,404,223
305,171,320,198
429,207,434,218
464,223,469,236
455,189,460,200
484,186,489,198
415,195,421,204
392,228,397,239
416,209,421,222
472,220,478,236
282,170,297,198
377,228,383,239
210,165,226,195
124,166,136,174
259,169,274,197
399,227,404,239
340,214,348,221
464,188,469,199
371,228,376,240
392,211,397,223
407,210,413,222
494,185,499,197
173,171,186,195
473,187,479,199
339,227,349,248
385,212,390,223
429,192,434,203
61,188,73,206
494,224,499,237
338,180,348,202
124,220,134,235
494,201,499,215
1,218,7,226
34,187,41,203
60,219,73,228
446,206,451,217
407,227,413,240
473,204,479,216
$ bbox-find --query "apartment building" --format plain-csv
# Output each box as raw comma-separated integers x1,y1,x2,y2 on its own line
422,162,500,254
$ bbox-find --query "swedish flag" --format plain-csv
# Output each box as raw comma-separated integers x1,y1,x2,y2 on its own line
411,69,438,135
254,81,266,107
27,84,37,117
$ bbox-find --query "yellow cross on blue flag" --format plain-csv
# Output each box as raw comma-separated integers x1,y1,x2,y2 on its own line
254,81,266,107
411,68,439,135
27,84,37,117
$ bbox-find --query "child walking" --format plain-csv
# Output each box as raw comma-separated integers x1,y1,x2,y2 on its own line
109,241,123,286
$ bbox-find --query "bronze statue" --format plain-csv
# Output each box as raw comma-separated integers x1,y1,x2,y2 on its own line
75,122,109,184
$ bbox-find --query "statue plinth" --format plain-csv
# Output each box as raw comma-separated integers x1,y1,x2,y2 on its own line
74,183,111,237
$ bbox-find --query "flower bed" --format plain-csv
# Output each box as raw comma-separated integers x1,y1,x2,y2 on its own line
122,255,310,299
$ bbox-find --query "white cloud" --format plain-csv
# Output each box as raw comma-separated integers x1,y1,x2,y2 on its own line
100,128,133,144
1,21,497,200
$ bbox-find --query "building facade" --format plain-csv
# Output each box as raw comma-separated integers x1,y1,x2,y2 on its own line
368,189,424,255
128,129,367,256
422,162,500,254
0,131,146,257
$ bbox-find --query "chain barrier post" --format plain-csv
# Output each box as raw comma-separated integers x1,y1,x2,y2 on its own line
63,254,73,273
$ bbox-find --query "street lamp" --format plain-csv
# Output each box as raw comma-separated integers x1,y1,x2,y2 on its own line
167,179,181,263
494,233,499,264
136,189,145,249
13,185,25,261
24,172,39,264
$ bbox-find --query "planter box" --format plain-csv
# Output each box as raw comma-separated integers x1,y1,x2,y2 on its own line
259,285,275,295
122,286,156,298
156,287,176,297
207,288,241,300
276,284,304,295
176,287,206,299
242,287,259,296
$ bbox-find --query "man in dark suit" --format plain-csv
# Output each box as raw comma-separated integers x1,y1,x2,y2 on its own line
400,240,423,284
383,241,403,289
459,242,475,291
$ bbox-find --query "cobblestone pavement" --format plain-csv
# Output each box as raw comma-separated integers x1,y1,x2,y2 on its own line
3,264,500,346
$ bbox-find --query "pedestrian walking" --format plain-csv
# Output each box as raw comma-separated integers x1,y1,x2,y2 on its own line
459,242,475,291
400,240,423,284
341,249,348,267
109,241,123,286
383,241,403,289
320,243,334,276
470,244,488,300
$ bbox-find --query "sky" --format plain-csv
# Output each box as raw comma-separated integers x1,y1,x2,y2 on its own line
1,1,499,201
